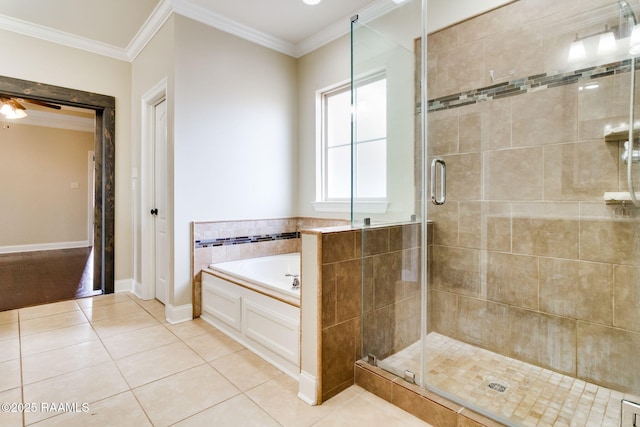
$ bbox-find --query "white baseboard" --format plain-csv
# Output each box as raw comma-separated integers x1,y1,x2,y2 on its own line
298,371,318,406
114,279,133,293
166,303,193,324
131,280,146,299
0,241,90,254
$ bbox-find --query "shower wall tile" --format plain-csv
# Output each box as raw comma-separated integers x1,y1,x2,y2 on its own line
455,297,510,354
392,293,421,351
484,26,545,86
508,308,576,376
512,86,577,147
317,223,427,402
486,252,539,310
321,263,337,328
389,223,421,251
543,140,619,201
431,246,480,297
577,74,629,140
613,265,640,332
362,306,393,360
362,227,390,256
512,217,579,259
539,258,613,325
484,147,543,201
441,153,482,201
427,110,458,156
429,201,458,246
322,318,360,401
458,110,482,153
335,259,361,323
580,219,640,265
457,202,482,249
321,230,361,264
577,322,640,392
372,252,404,309
485,98,512,151
428,290,457,336
431,39,485,100
455,3,514,46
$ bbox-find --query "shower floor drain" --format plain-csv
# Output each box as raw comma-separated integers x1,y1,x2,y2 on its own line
488,382,507,392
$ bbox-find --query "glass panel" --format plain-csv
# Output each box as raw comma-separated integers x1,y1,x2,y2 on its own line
326,89,351,148
355,79,387,142
352,0,640,425
352,0,424,385
326,145,350,199
355,139,386,198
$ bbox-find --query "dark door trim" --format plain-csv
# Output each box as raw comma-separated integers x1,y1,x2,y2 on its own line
0,75,116,294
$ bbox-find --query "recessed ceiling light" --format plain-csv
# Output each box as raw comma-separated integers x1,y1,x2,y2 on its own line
392,0,407,3
303,0,321,5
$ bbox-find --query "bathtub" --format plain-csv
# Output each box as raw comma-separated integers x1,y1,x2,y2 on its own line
201,253,301,380
208,253,301,301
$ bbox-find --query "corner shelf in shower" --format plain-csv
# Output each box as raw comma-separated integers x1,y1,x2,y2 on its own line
603,191,640,204
603,126,640,205
603,125,640,143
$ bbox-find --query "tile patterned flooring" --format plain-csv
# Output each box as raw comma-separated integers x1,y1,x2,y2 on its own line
382,333,640,427
0,292,431,427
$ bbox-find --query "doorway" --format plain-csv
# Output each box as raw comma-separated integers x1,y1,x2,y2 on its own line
0,75,116,295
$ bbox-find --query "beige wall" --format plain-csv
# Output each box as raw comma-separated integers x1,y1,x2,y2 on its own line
130,15,299,309
297,35,351,220
0,28,132,280
0,124,93,248
131,16,176,294
171,16,298,307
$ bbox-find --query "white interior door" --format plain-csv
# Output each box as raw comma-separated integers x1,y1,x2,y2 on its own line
153,99,168,304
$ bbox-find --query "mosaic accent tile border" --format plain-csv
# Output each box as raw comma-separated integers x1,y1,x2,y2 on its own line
427,59,636,112
195,231,300,249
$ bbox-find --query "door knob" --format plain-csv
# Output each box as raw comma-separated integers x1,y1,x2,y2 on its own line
150,208,158,215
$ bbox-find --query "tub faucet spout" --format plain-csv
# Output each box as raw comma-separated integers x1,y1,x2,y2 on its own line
286,273,300,289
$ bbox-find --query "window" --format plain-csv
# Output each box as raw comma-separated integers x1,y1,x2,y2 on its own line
319,75,387,205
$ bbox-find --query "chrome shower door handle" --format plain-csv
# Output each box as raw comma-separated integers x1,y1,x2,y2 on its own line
430,158,446,205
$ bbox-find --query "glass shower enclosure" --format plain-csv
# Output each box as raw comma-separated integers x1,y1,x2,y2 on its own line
354,0,640,425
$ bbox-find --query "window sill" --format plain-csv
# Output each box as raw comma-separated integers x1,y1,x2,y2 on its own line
312,201,389,214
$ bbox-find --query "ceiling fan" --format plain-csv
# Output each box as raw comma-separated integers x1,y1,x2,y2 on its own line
0,95,61,119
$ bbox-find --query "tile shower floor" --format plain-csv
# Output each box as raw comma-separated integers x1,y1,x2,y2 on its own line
0,292,431,427
381,332,640,427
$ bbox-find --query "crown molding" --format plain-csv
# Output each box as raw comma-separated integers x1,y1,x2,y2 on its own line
170,0,298,57
0,0,400,62
127,0,174,61
0,13,129,61
295,0,401,57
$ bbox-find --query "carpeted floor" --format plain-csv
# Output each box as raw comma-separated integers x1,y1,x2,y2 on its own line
0,247,99,311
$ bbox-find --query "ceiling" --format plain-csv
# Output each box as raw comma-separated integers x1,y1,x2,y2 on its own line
0,0,393,60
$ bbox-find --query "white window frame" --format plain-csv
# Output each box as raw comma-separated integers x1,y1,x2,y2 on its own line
313,73,389,214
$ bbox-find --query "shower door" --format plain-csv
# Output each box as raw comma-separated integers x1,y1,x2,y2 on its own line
351,0,426,384
424,0,640,425
354,0,640,425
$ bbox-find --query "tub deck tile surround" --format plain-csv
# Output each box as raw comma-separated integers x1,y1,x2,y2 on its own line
191,217,348,318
